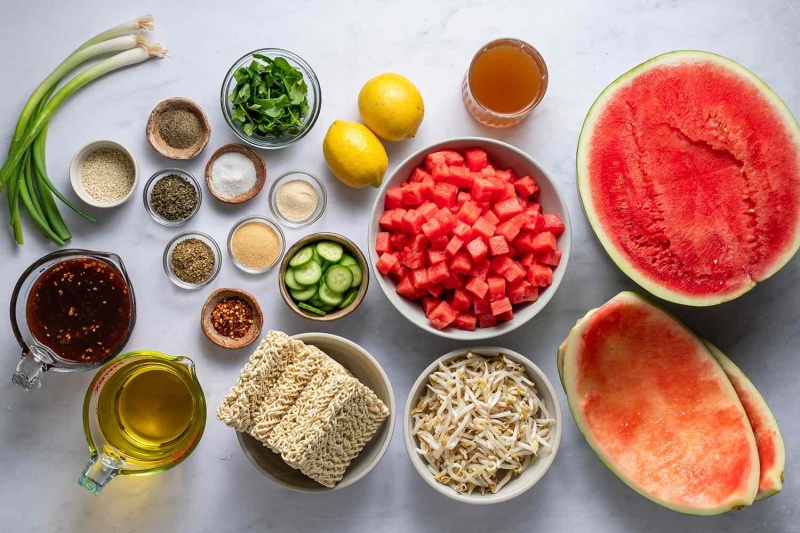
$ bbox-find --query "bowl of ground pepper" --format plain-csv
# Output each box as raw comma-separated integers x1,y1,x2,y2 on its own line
144,169,202,226
164,231,222,289
146,97,211,159
227,216,285,274
200,288,263,349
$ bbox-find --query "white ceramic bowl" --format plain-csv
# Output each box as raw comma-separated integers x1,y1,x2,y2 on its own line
69,140,139,208
368,137,571,340
403,346,562,505
237,333,395,492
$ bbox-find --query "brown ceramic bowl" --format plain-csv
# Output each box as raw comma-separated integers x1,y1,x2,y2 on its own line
204,144,266,204
201,288,263,349
146,97,211,160
278,233,369,322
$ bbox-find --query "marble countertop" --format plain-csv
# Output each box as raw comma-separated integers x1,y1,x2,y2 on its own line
0,0,798,531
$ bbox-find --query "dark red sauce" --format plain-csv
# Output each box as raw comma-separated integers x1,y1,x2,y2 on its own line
26,258,131,362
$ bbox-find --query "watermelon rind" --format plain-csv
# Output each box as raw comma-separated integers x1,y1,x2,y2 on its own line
561,291,760,515
576,50,800,307
702,340,786,501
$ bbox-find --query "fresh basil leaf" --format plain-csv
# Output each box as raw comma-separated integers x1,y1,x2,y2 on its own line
243,122,255,136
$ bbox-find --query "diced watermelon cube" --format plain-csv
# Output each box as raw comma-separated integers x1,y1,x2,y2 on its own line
450,252,472,275
402,183,424,206
520,252,535,267
376,232,392,254
452,220,474,241
472,217,496,240
495,219,522,242
542,214,565,236
428,301,458,330
385,187,404,209
390,264,409,283
465,149,489,171
410,168,430,183
421,176,435,200
481,210,500,226
401,209,425,233
427,261,450,285
493,197,524,221
465,277,489,300
447,165,474,188
495,310,514,323
426,284,445,298
491,297,513,316
434,208,458,234
513,232,536,253
488,235,510,256
504,262,526,284
539,249,562,267
422,297,441,316
465,237,488,263
508,280,539,304
530,232,557,254
390,232,409,251
480,165,495,177
479,201,491,215
397,276,425,300
491,255,514,275
497,183,516,201
427,249,446,264
433,182,458,209
421,218,444,240
457,192,471,207
452,289,472,312
487,276,506,301
488,178,506,201
478,313,498,328
528,202,542,214
454,312,477,331
409,234,429,252
445,235,464,257
430,235,449,250
441,273,465,289
412,268,431,289
528,263,553,287
470,258,491,279
471,178,496,202
376,252,399,275
514,176,539,197
473,296,492,315
401,249,425,270
418,202,439,220
425,150,464,170
494,169,513,183
456,201,481,225
390,208,407,231
430,163,450,181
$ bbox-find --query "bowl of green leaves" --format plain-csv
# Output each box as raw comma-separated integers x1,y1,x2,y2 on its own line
220,48,321,149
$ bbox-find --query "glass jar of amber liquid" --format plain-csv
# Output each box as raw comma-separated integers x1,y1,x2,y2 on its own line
462,38,549,127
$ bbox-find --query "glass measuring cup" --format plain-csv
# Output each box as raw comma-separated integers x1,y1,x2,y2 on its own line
78,351,207,494
9,249,137,391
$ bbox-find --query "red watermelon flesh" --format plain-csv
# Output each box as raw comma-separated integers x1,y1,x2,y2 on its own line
703,340,785,501
562,292,759,515
577,51,800,306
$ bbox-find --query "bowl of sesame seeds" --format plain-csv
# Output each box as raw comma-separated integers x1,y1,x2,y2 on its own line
69,140,139,208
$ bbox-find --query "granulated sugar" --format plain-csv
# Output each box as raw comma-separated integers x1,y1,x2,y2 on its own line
209,152,257,199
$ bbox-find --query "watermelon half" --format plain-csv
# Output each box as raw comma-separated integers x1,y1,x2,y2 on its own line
577,51,800,306
561,292,760,515
703,340,786,501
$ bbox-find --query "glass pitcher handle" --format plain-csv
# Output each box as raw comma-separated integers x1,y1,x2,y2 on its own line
12,353,45,391
78,457,119,494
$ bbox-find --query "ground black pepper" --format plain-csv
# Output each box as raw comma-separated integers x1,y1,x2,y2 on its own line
171,238,215,284
159,108,204,149
151,175,198,221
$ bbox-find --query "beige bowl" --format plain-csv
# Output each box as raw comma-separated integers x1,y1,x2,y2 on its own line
146,97,211,159
204,144,266,204
237,333,395,492
69,140,139,208
200,288,263,349
403,346,562,505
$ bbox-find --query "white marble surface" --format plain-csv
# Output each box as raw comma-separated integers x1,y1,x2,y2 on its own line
0,0,798,531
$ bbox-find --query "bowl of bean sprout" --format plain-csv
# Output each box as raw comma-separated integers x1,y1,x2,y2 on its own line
403,346,562,504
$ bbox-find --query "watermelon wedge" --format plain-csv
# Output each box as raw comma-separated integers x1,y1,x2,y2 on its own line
702,340,785,501
577,51,800,306
561,292,760,515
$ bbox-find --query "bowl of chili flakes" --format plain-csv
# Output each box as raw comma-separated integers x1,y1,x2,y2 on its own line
201,288,263,349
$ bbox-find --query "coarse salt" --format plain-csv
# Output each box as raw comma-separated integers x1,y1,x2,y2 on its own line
210,152,257,199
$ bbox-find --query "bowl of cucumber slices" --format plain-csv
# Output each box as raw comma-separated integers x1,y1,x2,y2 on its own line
279,233,369,321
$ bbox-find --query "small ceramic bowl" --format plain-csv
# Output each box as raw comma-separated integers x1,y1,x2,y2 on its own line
268,170,327,228
204,144,266,204
146,97,211,159
220,48,322,149
69,140,139,208
163,231,222,290
404,346,562,505
201,288,263,349
237,332,395,492
368,137,571,340
143,169,203,226
278,233,369,322
227,216,286,274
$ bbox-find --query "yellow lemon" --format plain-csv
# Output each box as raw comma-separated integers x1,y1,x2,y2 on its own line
322,120,388,189
358,73,424,142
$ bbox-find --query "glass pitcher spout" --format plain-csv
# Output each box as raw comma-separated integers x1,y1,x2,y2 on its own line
78,455,121,494
12,346,55,391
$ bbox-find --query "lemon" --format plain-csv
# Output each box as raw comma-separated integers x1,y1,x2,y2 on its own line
358,73,424,142
322,120,388,189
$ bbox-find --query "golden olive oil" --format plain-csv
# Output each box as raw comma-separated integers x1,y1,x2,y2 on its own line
97,360,196,463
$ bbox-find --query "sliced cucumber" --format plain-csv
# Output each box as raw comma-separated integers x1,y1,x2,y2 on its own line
318,283,344,306
325,265,354,293
290,285,317,301
347,264,363,288
308,297,326,308
339,255,357,266
321,304,336,312
298,302,326,316
316,241,344,263
339,289,358,309
284,268,305,290
293,260,322,285
289,246,314,267
312,247,324,265
321,260,331,272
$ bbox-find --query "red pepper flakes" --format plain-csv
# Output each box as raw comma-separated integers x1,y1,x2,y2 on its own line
211,297,253,338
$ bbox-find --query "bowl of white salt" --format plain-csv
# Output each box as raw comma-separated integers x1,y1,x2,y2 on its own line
269,170,326,228
204,144,266,204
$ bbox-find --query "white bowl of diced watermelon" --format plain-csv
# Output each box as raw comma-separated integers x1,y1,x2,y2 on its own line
368,138,570,340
